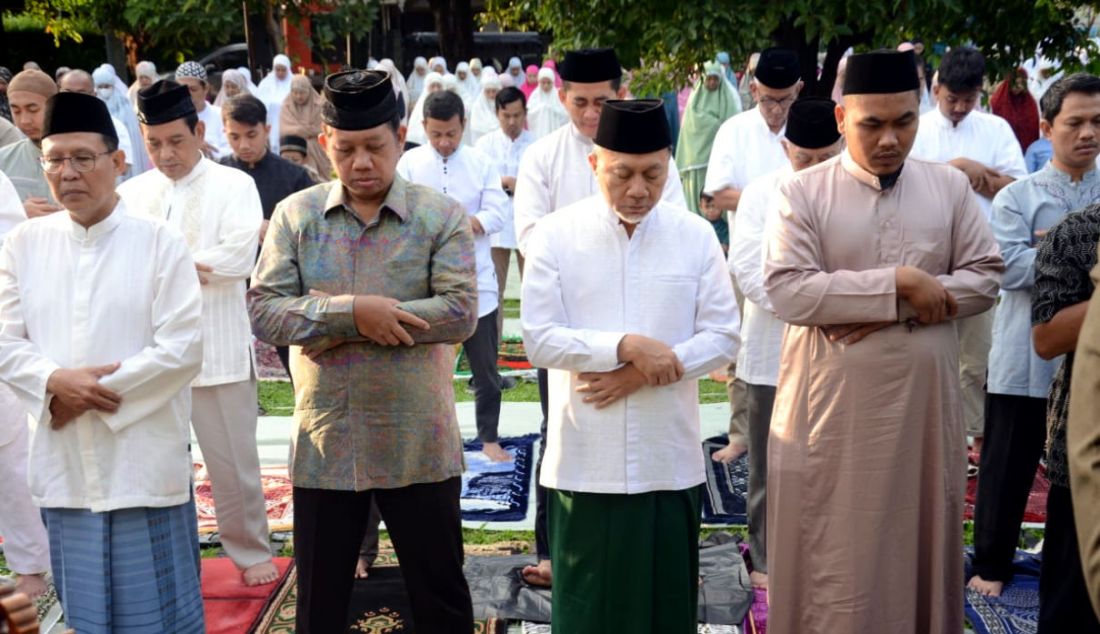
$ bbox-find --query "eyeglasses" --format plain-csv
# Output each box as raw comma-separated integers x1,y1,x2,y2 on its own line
40,151,112,174
758,95,797,108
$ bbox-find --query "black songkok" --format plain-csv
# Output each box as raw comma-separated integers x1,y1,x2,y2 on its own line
784,98,841,149
594,99,670,154
137,80,197,125
280,135,308,154
842,50,920,95
755,48,801,89
43,92,118,142
559,48,622,84
321,70,397,131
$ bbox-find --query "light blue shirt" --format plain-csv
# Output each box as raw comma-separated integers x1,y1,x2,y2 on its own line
1024,138,1052,173
988,162,1100,397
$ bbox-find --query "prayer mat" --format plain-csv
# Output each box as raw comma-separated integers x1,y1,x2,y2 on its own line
701,435,749,525
964,548,1040,634
454,337,534,377
461,434,539,522
194,464,295,537
738,543,768,634
521,623,745,632
202,556,293,634
964,463,1050,524
252,564,507,633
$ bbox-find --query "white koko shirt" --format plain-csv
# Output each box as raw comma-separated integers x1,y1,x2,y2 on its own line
119,156,262,386
521,196,740,494
513,122,688,255
703,106,788,200
396,143,509,318
476,127,535,251
0,202,203,511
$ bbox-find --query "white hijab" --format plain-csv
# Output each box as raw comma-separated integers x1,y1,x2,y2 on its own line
407,56,429,106
377,59,410,124
92,64,151,174
455,61,480,103
406,72,445,146
214,68,253,106
127,60,157,111
527,67,569,138
257,54,293,104
468,72,502,145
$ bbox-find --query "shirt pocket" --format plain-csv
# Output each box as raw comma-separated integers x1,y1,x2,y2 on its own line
641,274,698,343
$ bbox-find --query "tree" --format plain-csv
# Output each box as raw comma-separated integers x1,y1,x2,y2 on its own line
429,0,476,64
482,0,1100,96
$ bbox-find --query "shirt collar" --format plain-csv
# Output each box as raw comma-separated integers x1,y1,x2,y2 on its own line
1039,160,1100,184
322,173,410,222
754,106,786,139
68,196,125,242
841,150,904,192
569,123,595,149
430,144,463,162
172,154,210,187
930,107,971,131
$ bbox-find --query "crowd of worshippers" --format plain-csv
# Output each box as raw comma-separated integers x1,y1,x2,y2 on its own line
0,39,1099,634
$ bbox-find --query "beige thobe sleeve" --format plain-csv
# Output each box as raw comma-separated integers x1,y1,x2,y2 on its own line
1069,250,1100,620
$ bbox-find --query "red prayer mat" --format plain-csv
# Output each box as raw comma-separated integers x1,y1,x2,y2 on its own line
194,464,294,535
964,459,1050,524
202,556,293,634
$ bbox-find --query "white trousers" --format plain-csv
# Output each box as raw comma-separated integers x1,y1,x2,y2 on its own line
0,385,50,575
192,378,271,569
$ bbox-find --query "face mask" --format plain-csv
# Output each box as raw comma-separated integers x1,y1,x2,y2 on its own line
96,86,113,100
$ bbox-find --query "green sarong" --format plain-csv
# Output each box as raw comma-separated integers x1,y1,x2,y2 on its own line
548,486,702,634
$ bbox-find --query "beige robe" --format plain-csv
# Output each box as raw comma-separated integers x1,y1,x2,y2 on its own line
763,153,1003,634
1069,246,1100,619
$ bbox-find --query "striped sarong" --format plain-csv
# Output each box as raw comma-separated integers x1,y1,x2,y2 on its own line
42,497,205,634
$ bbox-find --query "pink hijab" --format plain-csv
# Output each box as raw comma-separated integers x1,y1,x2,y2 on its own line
521,64,540,98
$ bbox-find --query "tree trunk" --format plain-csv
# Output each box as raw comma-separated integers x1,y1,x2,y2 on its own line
429,0,474,63
103,28,131,82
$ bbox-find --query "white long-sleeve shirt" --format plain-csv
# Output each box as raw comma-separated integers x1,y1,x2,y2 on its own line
729,166,790,387
476,128,535,250
0,202,203,512
0,169,27,448
119,156,262,386
513,122,687,255
521,196,740,494
397,144,508,317
909,108,1028,221
703,106,788,199
196,102,230,159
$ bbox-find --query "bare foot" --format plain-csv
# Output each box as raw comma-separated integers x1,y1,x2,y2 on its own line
967,575,1003,597
750,571,768,589
482,442,513,463
242,561,280,587
521,559,552,588
972,437,983,459
711,439,748,464
14,573,48,600
355,556,372,579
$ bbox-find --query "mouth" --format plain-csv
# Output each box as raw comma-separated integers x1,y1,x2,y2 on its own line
1074,144,1099,154
353,178,379,188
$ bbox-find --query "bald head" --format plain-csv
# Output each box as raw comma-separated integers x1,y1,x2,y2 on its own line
59,69,94,96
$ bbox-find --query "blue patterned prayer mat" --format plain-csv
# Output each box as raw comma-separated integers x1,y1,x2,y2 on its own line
964,548,1040,634
701,436,749,525
461,434,539,522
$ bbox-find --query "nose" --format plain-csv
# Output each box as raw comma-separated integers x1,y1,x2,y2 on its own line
878,127,899,148
351,148,374,171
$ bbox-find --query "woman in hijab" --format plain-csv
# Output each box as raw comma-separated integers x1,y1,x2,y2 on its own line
430,57,448,76
214,69,252,107
675,62,739,216
990,67,1041,152
454,61,481,105
376,59,410,124
0,67,12,122
127,61,157,113
541,59,562,87
406,71,445,146
520,65,539,99
406,56,429,107
93,64,151,174
468,72,502,145
257,54,293,104
469,58,484,81
527,67,569,139
280,74,332,178
236,66,258,93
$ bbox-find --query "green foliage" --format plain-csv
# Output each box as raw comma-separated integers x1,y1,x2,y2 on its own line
284,0,381,62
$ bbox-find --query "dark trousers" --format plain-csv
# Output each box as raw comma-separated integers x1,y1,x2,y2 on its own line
535,367,550,559
971,393,1047,582
276,345,292,385
293,479,473,634
358,498,382,568
746,383,776,574
1039,484,1100,633
463,310,503,443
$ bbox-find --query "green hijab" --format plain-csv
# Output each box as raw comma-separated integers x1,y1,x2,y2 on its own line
675,62,741,172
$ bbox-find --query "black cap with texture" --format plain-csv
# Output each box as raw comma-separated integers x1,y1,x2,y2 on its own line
594,99,670,154
755,48,801,89
137,80,197,125
559,48,622,84
43,92,118,142
322,70,397,131
279,135,308,153
784,97,841,149
842,50,920,95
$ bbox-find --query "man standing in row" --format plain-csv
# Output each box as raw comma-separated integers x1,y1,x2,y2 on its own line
397,90,510,461
0,69,61,217
703,47,802,465
0,91,205,632
728,96,844,589
521,98,739,634
764,50,1003,633
248,69,477,633
512,46,686,587
176,61,230,159
119,80,278,587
